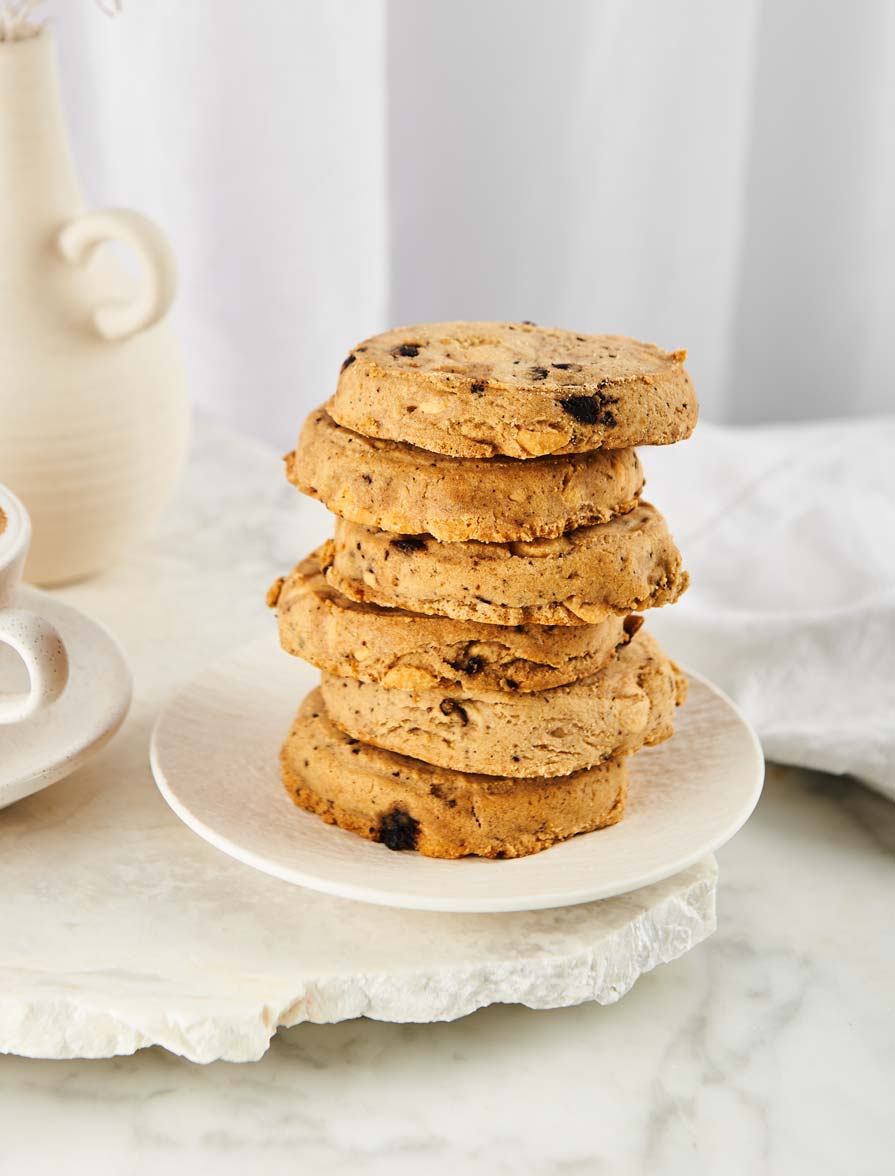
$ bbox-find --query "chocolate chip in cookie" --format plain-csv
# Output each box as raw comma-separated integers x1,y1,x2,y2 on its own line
450,654,484,677
378,807,420,851
560,395,600,424
439,698,469,725
390,535,428,554
558,389,620,427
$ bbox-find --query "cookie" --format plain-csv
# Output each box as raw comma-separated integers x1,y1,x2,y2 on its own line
329,322,696,459
288,409,644,542
320,629,686,778
325,501,688,626
282,690,628,858
269,551,641,694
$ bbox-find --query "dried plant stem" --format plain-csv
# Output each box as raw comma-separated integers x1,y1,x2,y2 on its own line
0,0,42,41
0,0,122,40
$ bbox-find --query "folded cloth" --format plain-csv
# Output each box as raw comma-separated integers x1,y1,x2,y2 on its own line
644,417,895,801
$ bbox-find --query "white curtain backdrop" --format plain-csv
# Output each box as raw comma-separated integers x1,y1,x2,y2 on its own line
51,0,895,448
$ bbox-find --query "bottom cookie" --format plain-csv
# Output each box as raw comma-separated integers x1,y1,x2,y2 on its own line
282,689,628,859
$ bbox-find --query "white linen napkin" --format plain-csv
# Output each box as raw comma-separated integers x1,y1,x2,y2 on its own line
643,417,895,800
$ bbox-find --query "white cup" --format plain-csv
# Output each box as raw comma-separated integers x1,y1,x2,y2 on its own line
0,484,69,724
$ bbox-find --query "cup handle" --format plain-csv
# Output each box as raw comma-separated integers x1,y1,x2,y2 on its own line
0,611,69,725
57,208,178,342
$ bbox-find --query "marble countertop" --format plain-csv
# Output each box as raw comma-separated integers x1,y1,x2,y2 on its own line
1,420,891,1175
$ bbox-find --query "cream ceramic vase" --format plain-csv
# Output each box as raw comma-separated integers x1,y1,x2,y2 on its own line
0,29,190,585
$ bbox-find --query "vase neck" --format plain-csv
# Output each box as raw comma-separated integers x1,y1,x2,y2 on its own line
0,30,85,236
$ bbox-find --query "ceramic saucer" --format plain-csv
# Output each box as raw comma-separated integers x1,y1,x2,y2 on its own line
150,639,764,913
0,587,132,808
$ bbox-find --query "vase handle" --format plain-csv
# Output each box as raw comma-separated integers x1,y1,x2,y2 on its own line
57,208,178,342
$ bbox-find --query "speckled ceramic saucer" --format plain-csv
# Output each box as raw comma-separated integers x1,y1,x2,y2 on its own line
0,587,132,809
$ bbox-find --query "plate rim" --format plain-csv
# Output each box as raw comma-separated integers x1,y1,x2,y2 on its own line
0,586,133,805
150,640,764,913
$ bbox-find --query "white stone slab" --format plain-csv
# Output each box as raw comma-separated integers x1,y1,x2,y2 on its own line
0,421,717,1064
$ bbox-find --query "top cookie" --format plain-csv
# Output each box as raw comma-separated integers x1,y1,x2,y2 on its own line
329,322,697,459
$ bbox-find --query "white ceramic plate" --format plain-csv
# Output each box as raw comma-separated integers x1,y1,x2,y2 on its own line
150,638,763,913
0,587,132,809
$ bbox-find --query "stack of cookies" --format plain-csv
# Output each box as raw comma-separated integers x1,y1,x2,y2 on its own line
268,322,696,859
